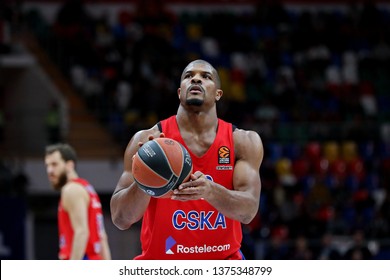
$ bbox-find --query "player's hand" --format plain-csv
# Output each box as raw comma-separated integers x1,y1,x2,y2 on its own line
137,133,165,147
171,171,210,201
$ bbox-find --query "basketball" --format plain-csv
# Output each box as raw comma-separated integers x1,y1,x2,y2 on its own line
132,138,193,198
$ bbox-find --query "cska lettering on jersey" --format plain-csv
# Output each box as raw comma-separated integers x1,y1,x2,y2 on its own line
172,210,227,230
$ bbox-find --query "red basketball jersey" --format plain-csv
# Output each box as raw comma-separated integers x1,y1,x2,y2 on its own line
58,178,105,260
135,116,243,260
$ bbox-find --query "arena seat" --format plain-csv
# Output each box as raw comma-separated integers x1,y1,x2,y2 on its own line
323,141,340,163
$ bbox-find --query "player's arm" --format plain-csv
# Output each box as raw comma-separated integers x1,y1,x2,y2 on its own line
99,229,111,260
174,129,263,224
110,126,162,230
61,182,90,259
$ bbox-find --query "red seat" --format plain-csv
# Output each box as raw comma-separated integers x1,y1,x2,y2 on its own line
381,157,390,173
305,142,321,162
329,158,347,179
347,158,365,181
312,157,329,175
292,158,310,179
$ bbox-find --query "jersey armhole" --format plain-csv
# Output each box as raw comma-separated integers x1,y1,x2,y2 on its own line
232,124,237,162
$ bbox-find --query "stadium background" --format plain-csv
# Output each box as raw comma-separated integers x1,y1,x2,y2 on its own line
1,0,390,260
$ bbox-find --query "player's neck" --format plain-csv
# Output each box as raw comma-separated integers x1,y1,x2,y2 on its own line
177,107,218,133
67,170,79,181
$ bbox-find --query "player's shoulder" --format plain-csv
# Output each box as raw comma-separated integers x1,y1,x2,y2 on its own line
132,125,161,142
233,127,264,158
61,181,88,202
124,124,162,159
61,182,90,211
233,127,262,145
62,181,85,194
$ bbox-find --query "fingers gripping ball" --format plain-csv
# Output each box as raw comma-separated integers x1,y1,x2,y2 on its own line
132,138,193,198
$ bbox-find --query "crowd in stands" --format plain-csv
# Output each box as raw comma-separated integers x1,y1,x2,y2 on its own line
10,0,390,259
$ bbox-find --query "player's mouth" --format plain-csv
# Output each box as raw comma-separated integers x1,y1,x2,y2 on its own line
187,85,204,95
48,175,57,182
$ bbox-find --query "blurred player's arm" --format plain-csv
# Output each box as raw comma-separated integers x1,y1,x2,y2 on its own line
100,229,111,260
62,182,89,259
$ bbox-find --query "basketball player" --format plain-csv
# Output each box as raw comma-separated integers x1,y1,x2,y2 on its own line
45,143,111,260
111,59,263,259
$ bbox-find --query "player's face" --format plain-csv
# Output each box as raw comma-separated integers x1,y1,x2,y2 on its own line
45,151,68,190
179,62,221,107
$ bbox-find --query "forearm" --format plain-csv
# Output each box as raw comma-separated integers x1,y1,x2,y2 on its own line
110,184,150,230
100,234,111,260
70,229,89,259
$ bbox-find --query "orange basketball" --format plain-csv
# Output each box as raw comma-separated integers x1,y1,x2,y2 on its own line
132,138,193,198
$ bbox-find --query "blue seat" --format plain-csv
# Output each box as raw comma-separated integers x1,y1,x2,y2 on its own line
266,142,284,163
283,143,302,161
358,141,376,161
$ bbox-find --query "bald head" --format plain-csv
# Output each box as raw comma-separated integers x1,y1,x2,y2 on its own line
181,59,221,88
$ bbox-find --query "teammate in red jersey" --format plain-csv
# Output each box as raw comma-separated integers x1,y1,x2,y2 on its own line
111,59,263,259
45,143,111,260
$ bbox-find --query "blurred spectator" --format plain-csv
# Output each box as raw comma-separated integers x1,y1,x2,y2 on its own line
70,64,86,92
0,11,11,54
45,101,61,144
53,0,96,74
0,160,13,194
263,226,289,260
115,80,132,113
12,168,29,197
0,106,4,144
343,229,373,259
316,232,342,260
0,159,29,197
0,1,20,54
287,235,313,260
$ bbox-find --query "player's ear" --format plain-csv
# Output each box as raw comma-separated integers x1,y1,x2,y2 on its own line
177,88,181,99
216,89,223,101
66,160,75,171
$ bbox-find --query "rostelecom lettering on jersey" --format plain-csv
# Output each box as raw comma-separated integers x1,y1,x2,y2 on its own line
165,236,231,255
176,243,231,254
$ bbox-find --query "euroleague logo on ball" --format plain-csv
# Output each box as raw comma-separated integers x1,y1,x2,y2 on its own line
163,139,176,146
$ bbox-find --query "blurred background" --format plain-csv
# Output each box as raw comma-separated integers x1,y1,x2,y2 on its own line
1,0,390,260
